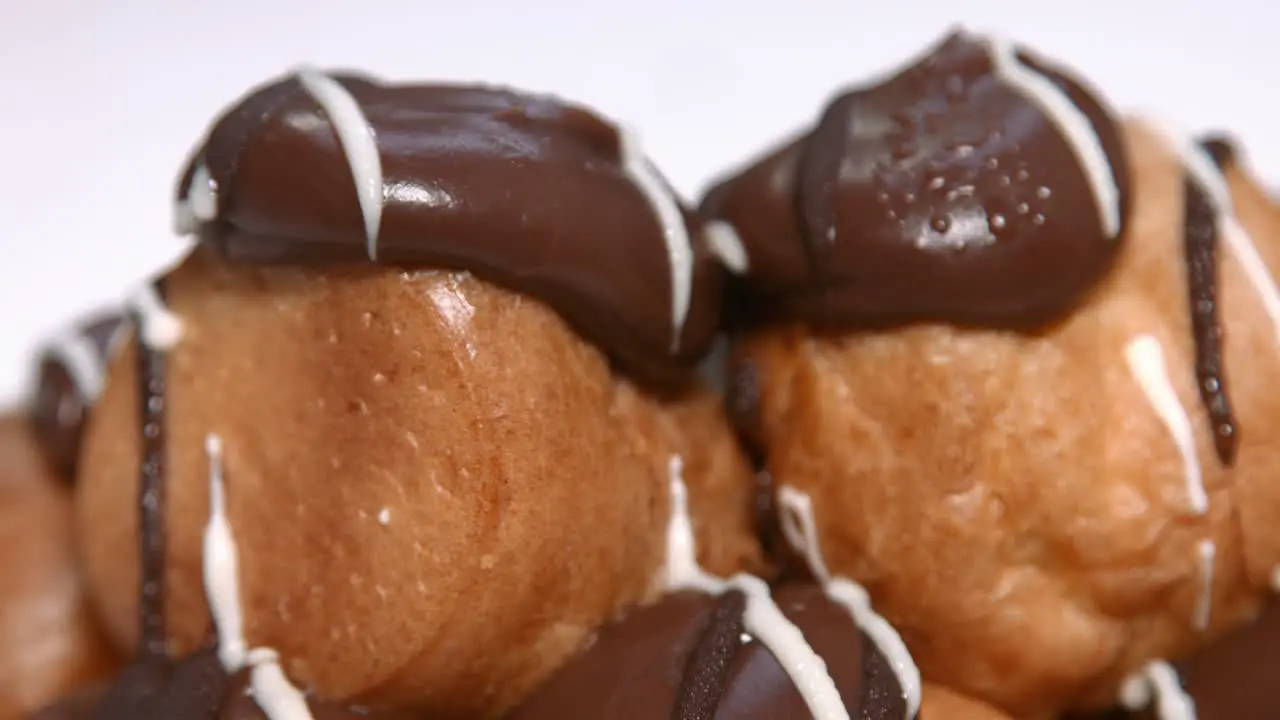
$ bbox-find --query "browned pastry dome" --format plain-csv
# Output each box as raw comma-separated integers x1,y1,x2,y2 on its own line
70,68,759,719
0,415,119,717
706,28,1280,720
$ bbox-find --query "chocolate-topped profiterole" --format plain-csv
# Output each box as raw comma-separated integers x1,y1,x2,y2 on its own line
173,71,723,382
702,30,1131,332
507,586,908,720
29,312,123,482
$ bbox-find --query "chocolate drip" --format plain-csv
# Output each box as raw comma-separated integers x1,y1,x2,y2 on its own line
176,74,723,385
508,586,908,719
134,284,170,661
29,312,123,482
1183,178,1237,465
674,590,747,719
702,31,1131,333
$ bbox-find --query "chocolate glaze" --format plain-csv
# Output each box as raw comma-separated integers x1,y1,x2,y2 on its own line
28,648,395,719
702,30,1131,332
1182,178,1237,464
176,72,723,384
29,312,123,482
1075,603,1280,720
507,586,908,719
1198,135,1237,170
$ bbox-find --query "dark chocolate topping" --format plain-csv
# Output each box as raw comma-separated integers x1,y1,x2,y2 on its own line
177,72,723,384
703,30,1131,331
507,586,908,719
1182,178,1237,464
29,648,394,720
1197,135,1237,170
29,312,123,482
1075,603,1280,720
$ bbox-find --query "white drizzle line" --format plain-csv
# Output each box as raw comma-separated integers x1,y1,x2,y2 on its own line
127,283,183,350
295,68,384,261
617,127,694,352
704,220,749,274
1271,565,1280,593
174,163,219,236
980,33,1121,238
46,327,106,402
776,485,922,719
1146,119,1280,343
203,435,316,720
1192,539,1215,631
1123,336,1208,515
1119,661,1197,720
664,457,851,720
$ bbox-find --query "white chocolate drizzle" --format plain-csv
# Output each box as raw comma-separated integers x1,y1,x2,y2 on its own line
203,434,315,720
46,326,107,402
1146,118,1280,345
1119,661,1197,720
776,485,922,719
981,32,1121,238
704,220,749,274
618,128,693,352
1192,539,1215,631
1123,335,1208,516
126,283,183,351
295,68,384,261
173,160,220,236
664,456,851,720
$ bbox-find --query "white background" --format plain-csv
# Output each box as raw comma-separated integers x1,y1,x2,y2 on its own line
0,0,1274,405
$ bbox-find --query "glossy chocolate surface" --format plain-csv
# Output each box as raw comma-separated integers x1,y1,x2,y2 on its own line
1077,603,1280,720
507,587,907,719
29,313,122,482
702,31,1131,331
176,73,723,383
28,649,392,720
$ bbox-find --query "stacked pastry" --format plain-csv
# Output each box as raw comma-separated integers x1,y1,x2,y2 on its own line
2,26,1278,720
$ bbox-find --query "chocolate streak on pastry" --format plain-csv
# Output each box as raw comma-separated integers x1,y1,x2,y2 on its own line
701,30,1131,331
508,586,908,719
29,312,124,482
174,73,723,385
1183,179,1237,464
134,283,170,662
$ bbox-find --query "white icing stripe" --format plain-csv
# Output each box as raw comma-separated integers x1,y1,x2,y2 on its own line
1123,336,1208,515
174,162,218,236
665,457,851,720
47,329,105,402
1271,566,1280,593
618,128,694,352
203,434,248,669
704,220,749,274
1192,539,1215,631
201,435,316,720
127,283,183,350
776,485,922,719
983,34,1120,238
1146,120,1280,343
1119,661,1197,720
295,69,384,261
